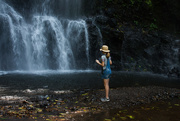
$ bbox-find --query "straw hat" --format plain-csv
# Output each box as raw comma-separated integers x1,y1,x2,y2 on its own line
100,45,110,52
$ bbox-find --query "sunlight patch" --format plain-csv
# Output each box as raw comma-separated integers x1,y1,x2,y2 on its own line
22,89,49,94
0,96,26,101
54,90,72,94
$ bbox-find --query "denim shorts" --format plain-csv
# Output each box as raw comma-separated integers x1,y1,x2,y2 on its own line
101,69,111,79
101,73,111,79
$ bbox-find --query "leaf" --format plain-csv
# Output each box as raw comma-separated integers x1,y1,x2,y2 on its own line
145,108,151,110
18,107,22,110
59,115,64,118
127,115,135,119
133,110,138,113
112,117,116,120
60,113,66,115
120,117,127,120
75,101,78,104
60,119,66,121
174,104,180,106
82,93,88,96
29,105,34,108
36,108,42,113
83,110,87,112
104,119,111,121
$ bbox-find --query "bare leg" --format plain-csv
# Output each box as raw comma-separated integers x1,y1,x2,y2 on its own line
104,79,109,99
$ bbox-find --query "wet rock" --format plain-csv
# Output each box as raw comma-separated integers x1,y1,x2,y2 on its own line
167,67,180,77
70,107,78,111
95,15,109,26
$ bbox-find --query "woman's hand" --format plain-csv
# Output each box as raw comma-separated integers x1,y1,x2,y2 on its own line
96,59,104,67
96,59,100,64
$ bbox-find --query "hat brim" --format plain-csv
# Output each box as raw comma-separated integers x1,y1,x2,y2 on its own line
100,49,110,52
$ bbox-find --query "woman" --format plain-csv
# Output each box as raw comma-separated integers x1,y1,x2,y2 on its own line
96,45,112,102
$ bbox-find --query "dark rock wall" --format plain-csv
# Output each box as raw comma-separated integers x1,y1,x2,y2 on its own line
92,0,180,76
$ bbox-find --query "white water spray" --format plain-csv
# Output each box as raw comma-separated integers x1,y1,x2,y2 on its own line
0,0,91,71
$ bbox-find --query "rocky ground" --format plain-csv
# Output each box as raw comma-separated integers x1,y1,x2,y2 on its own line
0,86,179,121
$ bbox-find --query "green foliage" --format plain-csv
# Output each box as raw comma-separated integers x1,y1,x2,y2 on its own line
106,0,113,3
101,0,161,31
153,18,157,22
143,69,147,72
134,21,139,25
130,0,135,5
145,0,152,7
150,23,158,30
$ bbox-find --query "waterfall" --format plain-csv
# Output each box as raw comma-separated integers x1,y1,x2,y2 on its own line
34,0,82,19
171,40,180,68
30,16,74,70
0,0,92,71
0,0,29,70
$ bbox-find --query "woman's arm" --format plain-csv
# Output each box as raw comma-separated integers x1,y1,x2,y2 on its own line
110,60,112,65
96,59,105,67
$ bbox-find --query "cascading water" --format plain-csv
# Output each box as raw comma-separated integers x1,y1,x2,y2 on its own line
0,0,28,70
0,0,95,71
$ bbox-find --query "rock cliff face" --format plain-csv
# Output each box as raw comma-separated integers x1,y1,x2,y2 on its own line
90,0,180,76
93,16,180,77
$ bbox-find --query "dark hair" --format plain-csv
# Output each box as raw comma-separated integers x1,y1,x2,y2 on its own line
106,52,110,58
